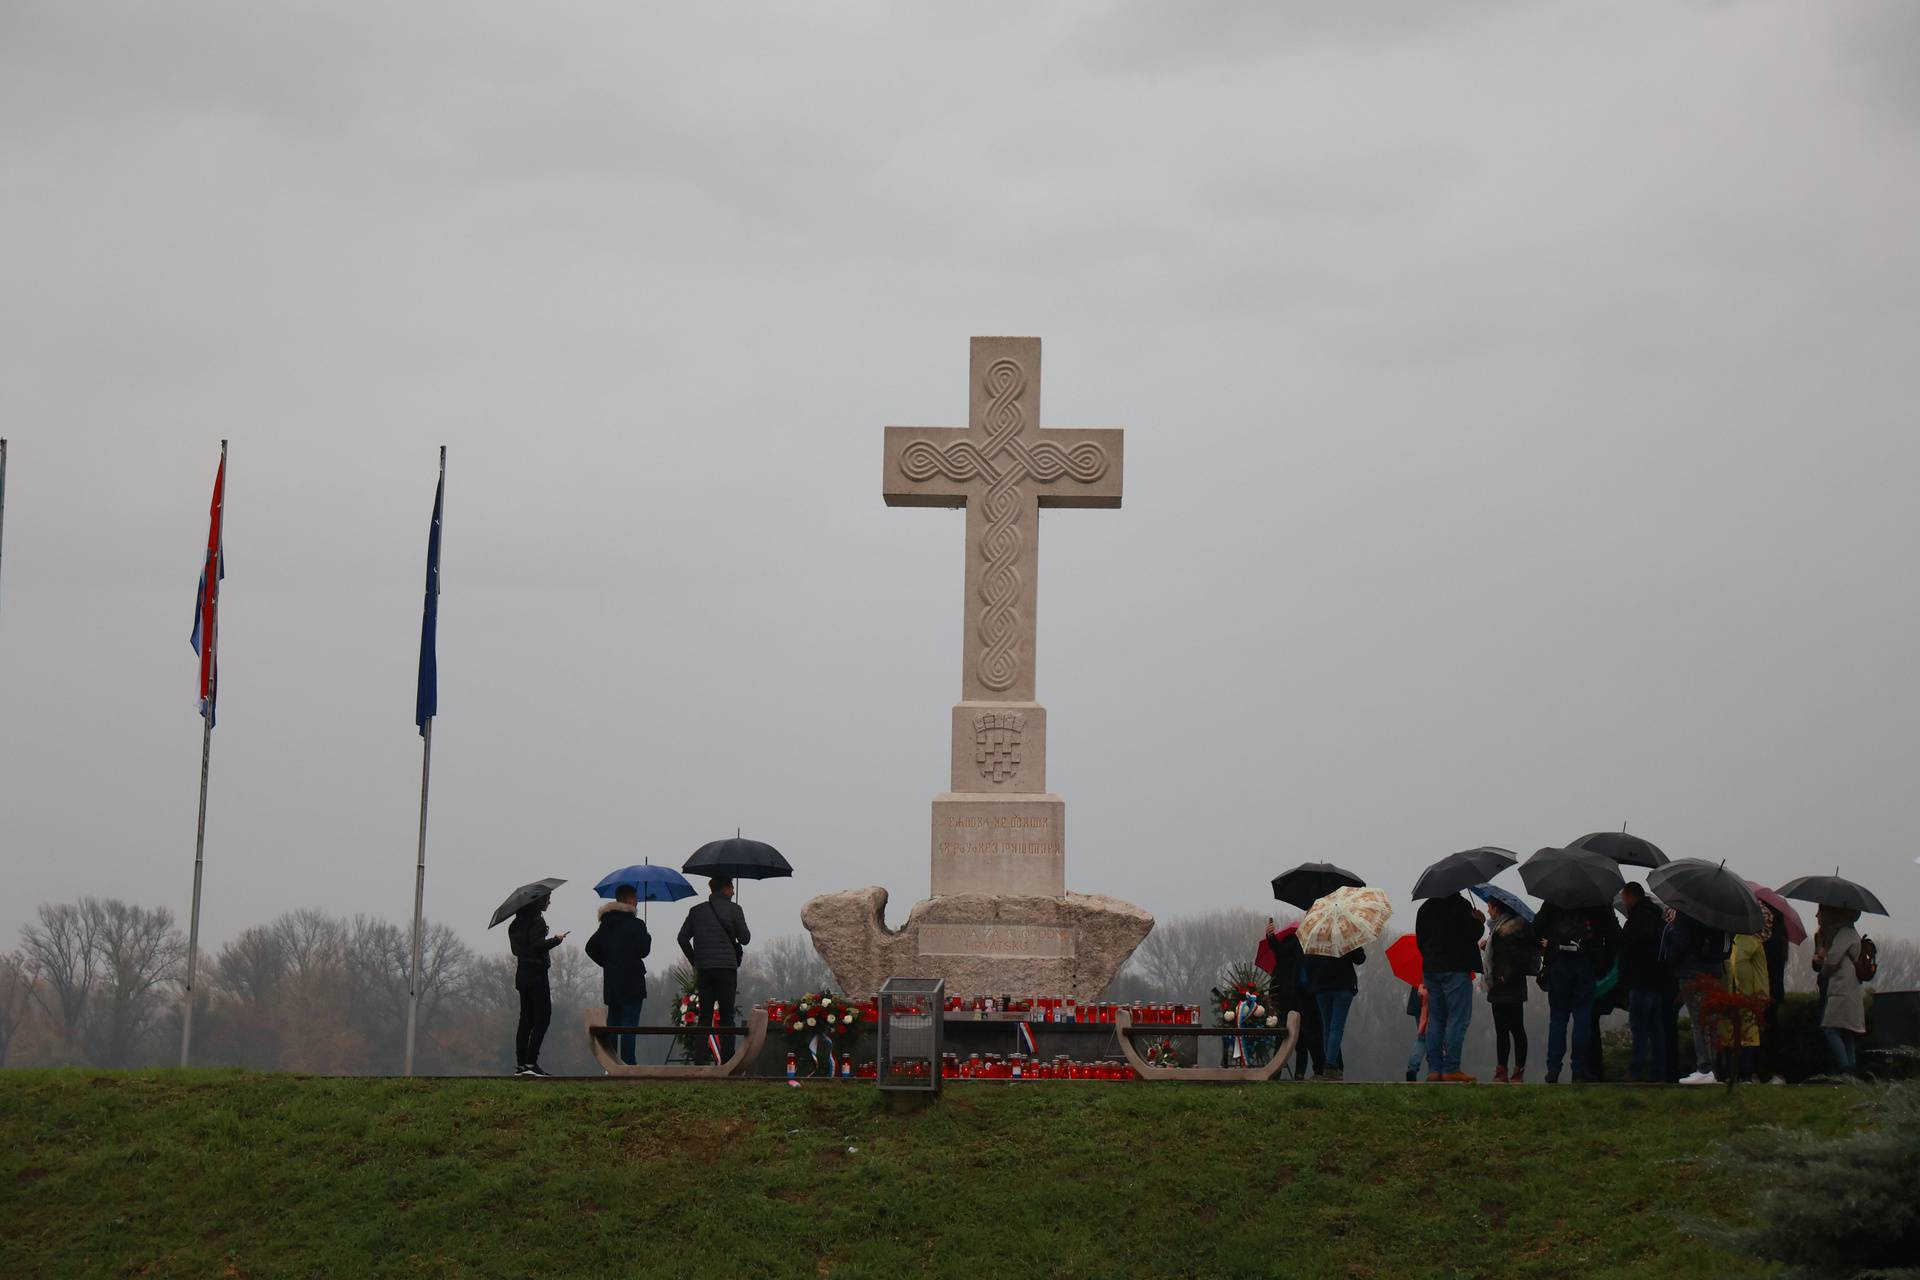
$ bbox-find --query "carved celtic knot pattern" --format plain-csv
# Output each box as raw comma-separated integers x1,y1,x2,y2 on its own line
895,358,1110,692
973,711,1026,783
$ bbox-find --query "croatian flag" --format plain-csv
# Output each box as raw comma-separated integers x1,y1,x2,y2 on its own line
1016,1021,1037,1056
415,460,443,734
189,453,226,726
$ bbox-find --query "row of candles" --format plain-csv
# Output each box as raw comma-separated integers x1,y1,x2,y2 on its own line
761,996,1205,1025
782,1051,1144,1080
943,996,1204,1025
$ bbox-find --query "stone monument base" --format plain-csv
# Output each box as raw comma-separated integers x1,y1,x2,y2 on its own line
802,887,1153,1000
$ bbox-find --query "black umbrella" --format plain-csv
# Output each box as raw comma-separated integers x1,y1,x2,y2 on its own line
1648,858,1763,934
1411,847,1519,900
1271,861,1364,910
682,834,793,882
1775,870,1888,916
1520,846,1625,910
1566,830,1669,869
488,877,566,928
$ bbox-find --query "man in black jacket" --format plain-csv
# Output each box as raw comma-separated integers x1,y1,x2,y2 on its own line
678,876,751,1064
1414,893,1484,1082
585,884,652,1066
1535,901,1621,1084
1617,883,1666,1082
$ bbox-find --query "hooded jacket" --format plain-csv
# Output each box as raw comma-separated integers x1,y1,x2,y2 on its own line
584,900,652,1005
1483,911,1534,1004
508,909,561,991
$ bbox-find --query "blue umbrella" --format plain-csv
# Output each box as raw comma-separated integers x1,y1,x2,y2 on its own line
1469,883,1536,923
594,863,696,903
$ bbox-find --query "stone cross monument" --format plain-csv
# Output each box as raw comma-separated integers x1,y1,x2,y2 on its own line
804,337,1153,998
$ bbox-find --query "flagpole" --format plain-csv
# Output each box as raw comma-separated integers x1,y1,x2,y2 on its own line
403,717,432,1076
0,437,9,610
181,439,227,1068
403,445,445,1078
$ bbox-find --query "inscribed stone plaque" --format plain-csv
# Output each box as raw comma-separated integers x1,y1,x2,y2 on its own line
929,795,1065,897
918,923,1076,959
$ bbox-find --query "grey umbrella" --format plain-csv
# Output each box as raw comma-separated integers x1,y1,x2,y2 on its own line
1775,870,1887,916
488,877,566,928
1520,846,1626,910
1648,859,1763,934
1411,847,1519,900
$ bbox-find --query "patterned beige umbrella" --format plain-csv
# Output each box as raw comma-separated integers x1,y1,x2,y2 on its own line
1298,885,1394,957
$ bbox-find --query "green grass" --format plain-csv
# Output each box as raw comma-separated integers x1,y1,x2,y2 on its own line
0,1071,1884,1280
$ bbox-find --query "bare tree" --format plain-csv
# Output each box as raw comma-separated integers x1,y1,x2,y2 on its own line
1129,908,1275,1004
214,925,287,1004
272,909,346,983
0,950,36,1066
19,901,101,1059
738,934,833,1008
1870,937,1919,993
80,898,184,1066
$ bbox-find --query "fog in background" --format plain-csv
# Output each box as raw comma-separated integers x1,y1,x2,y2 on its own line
2,2,1916,973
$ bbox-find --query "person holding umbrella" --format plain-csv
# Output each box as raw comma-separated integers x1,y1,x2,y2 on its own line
585,883,653,1067
678,875,751,1064
1812,905,1867,1076
1648,859,1761,1085
1617,883,1668,1083
1479,895,1535,1084
503,885,568,1077
1412,848,1513,1082
1520,846,1623,1085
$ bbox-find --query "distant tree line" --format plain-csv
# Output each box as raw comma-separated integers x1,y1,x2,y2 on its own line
1,899,1912,1077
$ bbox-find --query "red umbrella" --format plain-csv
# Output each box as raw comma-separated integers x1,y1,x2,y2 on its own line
1749,882,1808,945
1386,933,1425,987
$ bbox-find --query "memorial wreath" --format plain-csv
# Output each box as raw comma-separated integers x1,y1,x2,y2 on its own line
1211,962,1281,1067
782,990,864,1076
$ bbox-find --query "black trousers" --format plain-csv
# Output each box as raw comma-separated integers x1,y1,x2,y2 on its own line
1294,992,1324,1077
1492,1002,1528,1071
515,984,552,1067
695,968,739,1065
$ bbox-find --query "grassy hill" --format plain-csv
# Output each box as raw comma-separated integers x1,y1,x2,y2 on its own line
0,1071,1885,1279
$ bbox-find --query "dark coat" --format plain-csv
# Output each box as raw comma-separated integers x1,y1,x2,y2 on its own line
508,910,561,991
1302,949,1366,994
584,902,652,1005
1484,912,1534,1004
1415,894,1484,975
1537,903,1621,979
1661,911,1727,978
1763,921,1790,1008
677,893,750,971
1618,899,1665,992
1264,931,1303,1017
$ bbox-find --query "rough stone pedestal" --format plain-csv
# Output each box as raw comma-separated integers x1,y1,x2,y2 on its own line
802,886,1152,1000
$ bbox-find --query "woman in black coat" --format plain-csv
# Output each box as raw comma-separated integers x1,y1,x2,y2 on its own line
508,894,567,1076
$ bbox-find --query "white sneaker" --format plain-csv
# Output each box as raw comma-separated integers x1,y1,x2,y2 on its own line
1679,1070,1716,1085
1768,1076,1786,1086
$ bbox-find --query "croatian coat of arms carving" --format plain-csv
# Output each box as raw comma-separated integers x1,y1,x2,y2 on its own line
972,712,1025,784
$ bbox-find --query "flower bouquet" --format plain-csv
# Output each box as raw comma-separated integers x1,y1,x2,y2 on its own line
1141,1036,1187,1069
782,990,864,1076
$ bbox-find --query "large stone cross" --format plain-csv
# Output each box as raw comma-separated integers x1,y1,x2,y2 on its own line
883,337,1124,703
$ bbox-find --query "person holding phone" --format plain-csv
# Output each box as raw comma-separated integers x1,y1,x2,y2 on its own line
508,893,567,1077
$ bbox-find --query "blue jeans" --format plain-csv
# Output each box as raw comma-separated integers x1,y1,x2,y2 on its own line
1425,971,1474,1076
607,999,646,1066
1823,1028,1857,1074
1627,988,1667,1081
1545,962,1595,1080
1316,990,1355,1070
1407,1032,1427,1077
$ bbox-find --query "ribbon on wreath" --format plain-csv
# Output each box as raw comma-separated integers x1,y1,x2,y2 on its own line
1016,1021,1038,1056
1231,991,1260,1065
708,1008,724,1065
808,1029,836,1076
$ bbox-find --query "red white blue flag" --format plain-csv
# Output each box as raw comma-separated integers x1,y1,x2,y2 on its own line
189,452,226,726
1016,1021,1037,1056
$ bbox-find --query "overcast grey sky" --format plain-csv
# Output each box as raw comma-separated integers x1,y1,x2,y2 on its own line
2,1,1916,963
